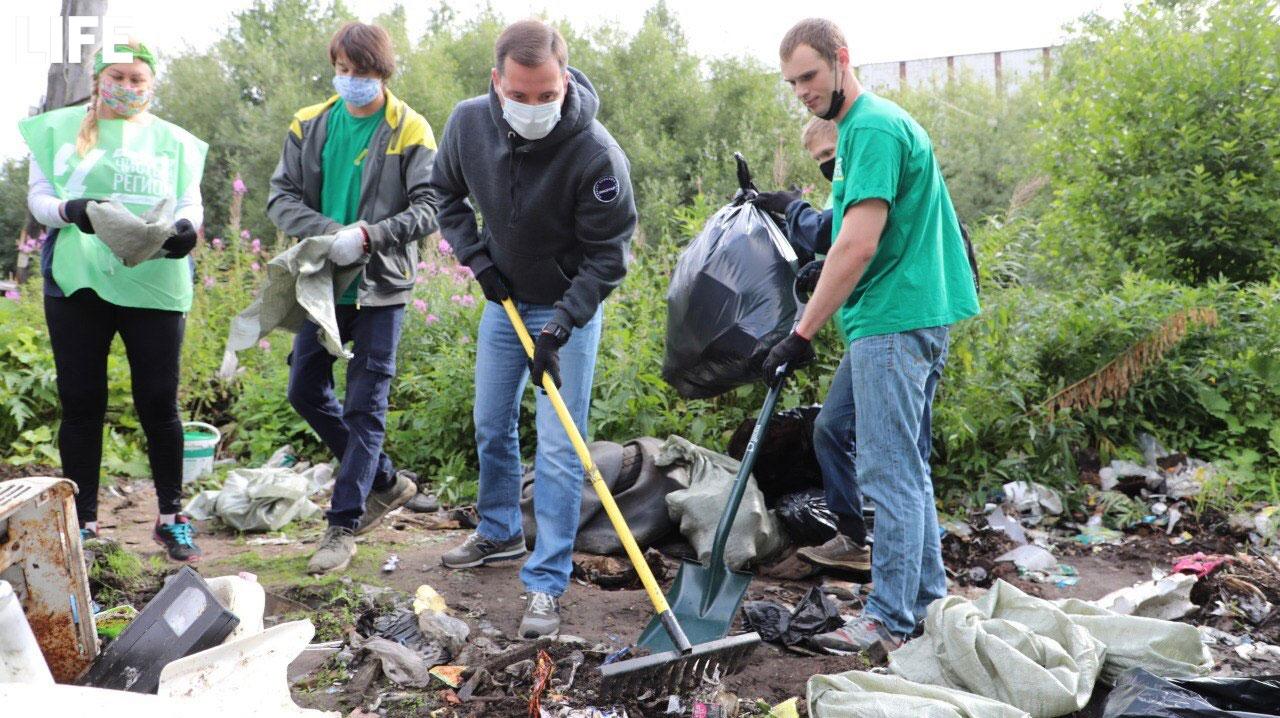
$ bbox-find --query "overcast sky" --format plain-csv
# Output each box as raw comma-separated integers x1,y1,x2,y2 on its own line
1,0,1129,162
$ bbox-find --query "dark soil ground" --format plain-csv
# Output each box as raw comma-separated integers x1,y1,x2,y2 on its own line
22,471,1279,717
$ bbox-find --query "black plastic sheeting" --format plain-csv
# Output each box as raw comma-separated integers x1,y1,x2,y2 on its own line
663,154,798,399
775,487,841,546
1102,668,1280,718
742,586,845,648
728,404,825,502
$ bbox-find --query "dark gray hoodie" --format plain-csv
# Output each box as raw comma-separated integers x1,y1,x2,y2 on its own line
430,67,636,330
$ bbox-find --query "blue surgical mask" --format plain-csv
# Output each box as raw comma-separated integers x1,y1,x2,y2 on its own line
502,96,562,141
333,74,382,107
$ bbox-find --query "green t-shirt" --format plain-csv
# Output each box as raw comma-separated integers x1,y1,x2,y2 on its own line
321,101,384,304
829,92,979,341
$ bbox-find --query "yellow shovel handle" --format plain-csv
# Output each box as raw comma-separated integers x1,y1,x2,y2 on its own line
499,299,688,650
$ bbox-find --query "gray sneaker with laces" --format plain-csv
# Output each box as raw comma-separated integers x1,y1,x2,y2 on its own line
796,534,872,572
440,532,526,569
308,525,357,574
519,591,561,639
355,470,419,536
811,613,903,656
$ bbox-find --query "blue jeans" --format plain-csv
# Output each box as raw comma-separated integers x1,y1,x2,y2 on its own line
820,326,950,636
814,349,867,545
473,300,602,596
287,304,404,530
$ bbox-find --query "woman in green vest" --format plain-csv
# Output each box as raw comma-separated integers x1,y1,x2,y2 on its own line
20,41,208,562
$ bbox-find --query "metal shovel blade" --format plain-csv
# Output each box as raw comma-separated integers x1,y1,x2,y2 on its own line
636,559,754,652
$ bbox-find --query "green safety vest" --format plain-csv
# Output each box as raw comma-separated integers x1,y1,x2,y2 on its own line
19,106,208,311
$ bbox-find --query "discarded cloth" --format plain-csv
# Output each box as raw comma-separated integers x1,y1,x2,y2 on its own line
223,234,363,366
85,197,175,267
184,462,333,532
743,586,844,647
360,637,434,688
889,580,1212,718
808,670,1030,718
1101,668,1280,718
658,435,788,569
890,580,1102,718
1094,571,1197,622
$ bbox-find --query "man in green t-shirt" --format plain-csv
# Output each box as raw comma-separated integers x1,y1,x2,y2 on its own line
763,18,980,653
266,22,439,575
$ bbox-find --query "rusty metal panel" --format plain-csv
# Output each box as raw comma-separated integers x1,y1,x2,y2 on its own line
0,477,99,682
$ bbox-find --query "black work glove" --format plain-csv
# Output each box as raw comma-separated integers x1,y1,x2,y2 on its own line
753,189,802,216
474,265,510,303
795,259,824,301
762,331,816,387
62,198,100,235
529,321,570,389
162,219,198,259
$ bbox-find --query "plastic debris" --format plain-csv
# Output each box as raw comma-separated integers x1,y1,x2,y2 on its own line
1098,571,1197,621
184,459,334,532
416,609,470,656
361,636,434,687
528,649,555,717
412,584,448,614
770,697,800,718
742,586,845,648
382,554,400,573
93,604,138,640
775,488,840,546
1002,481,1064,524
429,665,465,688
985,506,1027,545
995,544,1057,572
1101,668,1280,718
1173,553,1230,578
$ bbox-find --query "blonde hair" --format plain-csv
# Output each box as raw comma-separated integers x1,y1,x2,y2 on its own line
802,116,837,150
76,39,151,157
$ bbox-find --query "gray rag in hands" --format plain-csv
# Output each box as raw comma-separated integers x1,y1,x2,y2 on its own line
84,198,176,267
224,235,362,362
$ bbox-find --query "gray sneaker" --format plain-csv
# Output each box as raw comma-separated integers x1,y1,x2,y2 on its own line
796,534,872,572
811,614,903,657
308,526,357,574
440,532,526,569
519,591,560,639
355,471,418,536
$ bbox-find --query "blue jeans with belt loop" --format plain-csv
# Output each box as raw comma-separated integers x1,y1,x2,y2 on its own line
472,300,602,596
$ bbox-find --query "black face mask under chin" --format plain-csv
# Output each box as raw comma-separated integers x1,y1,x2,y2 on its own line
819,86,846,121
820,158,836,182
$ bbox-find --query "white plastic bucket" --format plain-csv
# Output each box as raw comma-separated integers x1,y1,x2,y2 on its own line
0,579,55,684
182,422,221,484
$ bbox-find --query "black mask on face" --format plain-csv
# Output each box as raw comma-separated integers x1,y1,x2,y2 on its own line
818,63,846,121
819,158,836,182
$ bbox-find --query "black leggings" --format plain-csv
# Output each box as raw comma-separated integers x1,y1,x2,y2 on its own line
44,289,185,524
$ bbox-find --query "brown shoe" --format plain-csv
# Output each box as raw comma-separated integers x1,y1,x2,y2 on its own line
796,534,871,572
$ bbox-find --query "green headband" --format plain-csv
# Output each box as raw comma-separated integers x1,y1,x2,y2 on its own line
94,43,156,75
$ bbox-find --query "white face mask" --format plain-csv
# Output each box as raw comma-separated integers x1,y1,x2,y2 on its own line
502,96,562,140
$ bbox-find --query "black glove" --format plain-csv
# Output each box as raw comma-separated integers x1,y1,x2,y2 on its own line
762,331,816,387
162,219,198,259
795,259,824,300
62,198,99,235
474,265,510,303
753,189,802,216
529,322,569,389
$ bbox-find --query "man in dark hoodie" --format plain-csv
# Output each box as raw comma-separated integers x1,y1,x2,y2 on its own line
431,19,636,639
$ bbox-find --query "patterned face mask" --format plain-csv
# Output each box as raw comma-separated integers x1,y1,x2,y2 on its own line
99,77,152,117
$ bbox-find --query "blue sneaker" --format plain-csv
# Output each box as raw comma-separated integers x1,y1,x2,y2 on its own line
154,516,202,563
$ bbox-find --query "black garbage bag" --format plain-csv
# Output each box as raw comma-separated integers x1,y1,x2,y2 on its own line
663,153,798,399
742,586,845,648
1102,668,1280,717
775,488,840,546
728,405,825,502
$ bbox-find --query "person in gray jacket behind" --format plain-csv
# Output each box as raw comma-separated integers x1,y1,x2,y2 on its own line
432,19,636,639
266,22,439,575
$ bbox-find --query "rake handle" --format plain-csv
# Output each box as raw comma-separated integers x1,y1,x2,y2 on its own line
500,299,692,655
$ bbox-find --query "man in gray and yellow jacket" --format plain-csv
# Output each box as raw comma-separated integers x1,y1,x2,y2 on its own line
267,21,437,575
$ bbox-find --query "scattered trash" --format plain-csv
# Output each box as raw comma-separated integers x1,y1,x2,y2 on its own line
528,649,556,717
79,566,240,693
247,535,293,546
1101,668,1280,718
94,604,139,640
381,554,399,573
770,697,800,718
985,505,1028,545
184,458,334,532
429,664,464,688
1099,571,1198,621
413,584,448,614
1001,481,1064,525
743,586,845,648
775,488,840,546
1234,642,1280,662
416,609,470,656
361,636,434,687
358,608,447,667
1173,552,1231,578
286,640,342,684
1098,460,1161,493
994,544,1057,572
1074,516,1124,546
572,551,670,590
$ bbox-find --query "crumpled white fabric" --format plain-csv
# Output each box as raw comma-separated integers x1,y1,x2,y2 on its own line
888,580,1212,718
85,197,175,267
184,463,333,532
808,671,1031,718
657,435,788,569
222,234,362,374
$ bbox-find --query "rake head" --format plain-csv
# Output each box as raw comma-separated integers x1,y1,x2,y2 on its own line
596,632,761,702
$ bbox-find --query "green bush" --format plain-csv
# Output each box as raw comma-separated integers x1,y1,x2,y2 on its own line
1040,0,1280,285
